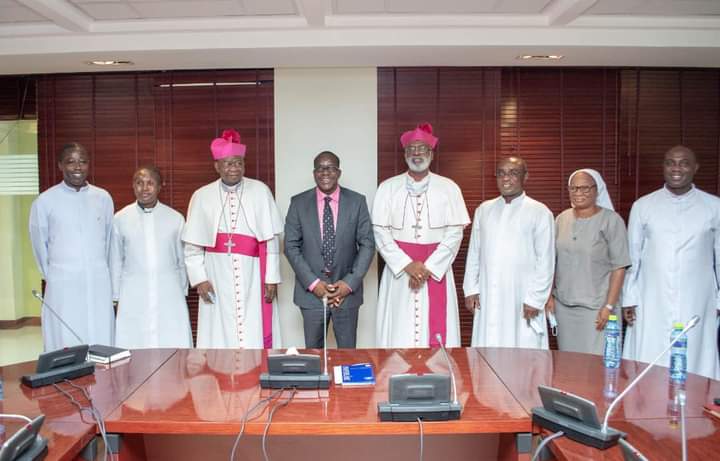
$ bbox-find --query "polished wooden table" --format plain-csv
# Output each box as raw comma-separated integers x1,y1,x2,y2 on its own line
480,348,720,461
0,349,176,461
2,348,719,460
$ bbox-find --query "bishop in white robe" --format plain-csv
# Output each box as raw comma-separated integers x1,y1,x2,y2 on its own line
373,123,470,348
622,145,720,380
111,166,192,349
29,143,115,350
182,130,283,349
463,157,555,349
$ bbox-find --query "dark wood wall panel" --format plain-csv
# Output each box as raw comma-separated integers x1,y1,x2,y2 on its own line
0,76,36,120
37,69,275,342
379,67,720,346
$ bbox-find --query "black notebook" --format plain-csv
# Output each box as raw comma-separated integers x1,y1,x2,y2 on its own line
88,344,131,364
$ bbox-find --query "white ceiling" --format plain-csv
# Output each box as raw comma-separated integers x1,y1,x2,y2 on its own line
0,0,719,75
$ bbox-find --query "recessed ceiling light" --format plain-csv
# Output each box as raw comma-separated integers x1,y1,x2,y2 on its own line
517,55,564,60
86,60,134,66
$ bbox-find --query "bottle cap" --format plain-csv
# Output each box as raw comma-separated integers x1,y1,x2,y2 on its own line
673,322,684,329
608,314,618,321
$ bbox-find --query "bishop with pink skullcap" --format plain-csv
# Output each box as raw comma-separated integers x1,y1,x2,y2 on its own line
372,121,470,349
400,123,439,149
211,129,247,160
182,128,284,350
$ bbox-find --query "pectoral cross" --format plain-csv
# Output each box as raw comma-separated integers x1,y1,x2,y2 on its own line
225,238,236,254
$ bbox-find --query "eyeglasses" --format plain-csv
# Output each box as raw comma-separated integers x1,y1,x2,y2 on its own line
568,185,597,194
314,166,340,174
495,169,525,178
405,145,431,155
218,159,244,169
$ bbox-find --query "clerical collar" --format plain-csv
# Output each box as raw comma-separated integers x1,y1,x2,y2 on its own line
221,179,242,192
406,173,430,196
502,191,526,205
663,183,696,200
137,202,156,214
60,181,89,193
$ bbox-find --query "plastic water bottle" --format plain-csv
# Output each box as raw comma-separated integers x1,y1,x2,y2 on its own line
670,322,687,383
603,314,621,368
603,366,619,401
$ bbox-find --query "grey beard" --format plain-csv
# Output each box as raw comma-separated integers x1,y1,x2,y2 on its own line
406,157,431,173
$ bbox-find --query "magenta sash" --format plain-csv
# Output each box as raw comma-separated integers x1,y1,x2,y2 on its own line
395,240,446,348
206,233,273,348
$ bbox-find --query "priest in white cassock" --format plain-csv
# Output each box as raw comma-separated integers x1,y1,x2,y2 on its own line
463,156,555,349
182,129,283,349
622,145,720,380
29,142,115,351
110,166,192,349
372,123,470,348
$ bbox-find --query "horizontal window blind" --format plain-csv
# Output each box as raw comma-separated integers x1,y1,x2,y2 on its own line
0,154,38,195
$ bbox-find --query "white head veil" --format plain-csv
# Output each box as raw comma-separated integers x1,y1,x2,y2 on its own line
568,168,614,210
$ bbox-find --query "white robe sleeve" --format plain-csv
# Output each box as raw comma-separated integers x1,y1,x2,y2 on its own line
522,208,555,310
373,225,413,278
29,199,49,279
184,243,208,288
425,225,464,281
463,208,482,297
264,235,281,284
103,194,114,263
714,206,720,312
176,217,189,295
110,219,123,301
622,202,643,309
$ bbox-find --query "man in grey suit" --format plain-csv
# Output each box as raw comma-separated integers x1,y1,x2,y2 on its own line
284,151,375,348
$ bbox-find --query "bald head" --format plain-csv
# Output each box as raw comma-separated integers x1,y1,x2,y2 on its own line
133,165,162,184
498,156,528,172
496,156,528,202
664,145,697,163
663,144,698,196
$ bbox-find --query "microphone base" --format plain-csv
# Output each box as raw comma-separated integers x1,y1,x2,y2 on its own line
21,361,95,388
377,402,462,422
532,408,623,450
259,373,331,390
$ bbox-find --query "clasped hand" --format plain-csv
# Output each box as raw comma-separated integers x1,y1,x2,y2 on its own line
404,261,430,290
312,280,351,307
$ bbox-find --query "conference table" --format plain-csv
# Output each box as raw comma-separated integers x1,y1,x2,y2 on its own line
1,347,718,460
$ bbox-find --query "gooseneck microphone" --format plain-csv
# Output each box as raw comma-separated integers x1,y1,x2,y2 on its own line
435,333,458,405
31,289,85,345
601,315,701,433
322,295,329,377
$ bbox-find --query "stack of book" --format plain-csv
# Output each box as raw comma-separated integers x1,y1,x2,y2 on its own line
88,344,131,364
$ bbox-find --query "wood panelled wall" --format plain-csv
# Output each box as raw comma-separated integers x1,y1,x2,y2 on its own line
378,67,720,346
37,69,275,339
0,76,36,121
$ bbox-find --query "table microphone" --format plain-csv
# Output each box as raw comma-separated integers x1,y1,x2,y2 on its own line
31,289,85,346
601,315,701,433
435,334,458,406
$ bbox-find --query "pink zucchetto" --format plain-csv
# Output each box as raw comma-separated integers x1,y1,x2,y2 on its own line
400,123,439,149
211,129,247,160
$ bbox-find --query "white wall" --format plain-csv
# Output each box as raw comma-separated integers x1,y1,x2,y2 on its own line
274,67,378,348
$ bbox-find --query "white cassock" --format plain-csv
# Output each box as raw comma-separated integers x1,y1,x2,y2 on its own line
463,193,555,349
372,172,470,348
110,201,192,349
29,182,115,351
182,178,283,349
622,185,720,380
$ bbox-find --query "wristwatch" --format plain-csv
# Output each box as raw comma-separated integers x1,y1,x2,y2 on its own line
604,303,615,311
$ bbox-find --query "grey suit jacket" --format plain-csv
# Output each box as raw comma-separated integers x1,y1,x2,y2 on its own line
284,186,375,310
